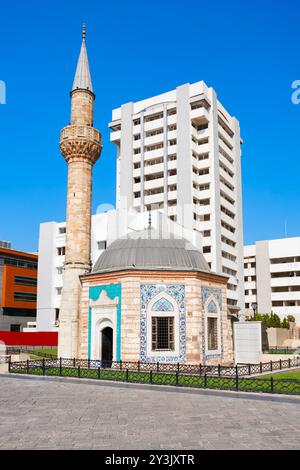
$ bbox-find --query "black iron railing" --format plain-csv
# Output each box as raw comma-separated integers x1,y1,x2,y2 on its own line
8,356,300,377
8,357,300,396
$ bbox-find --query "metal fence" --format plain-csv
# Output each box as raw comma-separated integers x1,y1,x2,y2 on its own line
8,357,300,396
8,357,300,377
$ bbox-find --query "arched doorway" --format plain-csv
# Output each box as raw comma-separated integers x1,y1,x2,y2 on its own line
101,326,113,365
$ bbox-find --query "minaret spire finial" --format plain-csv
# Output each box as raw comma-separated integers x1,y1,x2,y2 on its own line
72,22,93,93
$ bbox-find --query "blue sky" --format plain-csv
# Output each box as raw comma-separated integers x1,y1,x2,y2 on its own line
0,0,299,252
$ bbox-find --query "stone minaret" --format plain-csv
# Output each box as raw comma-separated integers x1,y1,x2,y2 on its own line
58,24,102,358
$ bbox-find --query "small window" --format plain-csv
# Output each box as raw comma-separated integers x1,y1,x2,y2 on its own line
14,292,37,302
57,247,65,256
57,267,63,275
152,317,174,351
97,241,107,250
56,287,62,296
207,318,218,350
58,227,66,234
15,276,37,286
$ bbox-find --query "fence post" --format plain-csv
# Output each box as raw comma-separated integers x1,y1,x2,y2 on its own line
8,356,11,373
270,377,274,394
248,363,251,376
235,365,238,378
98,366,101,380
199,363,202,376
59,357,62,376
126,368,129,382
236,368,239,391
280,359,282,370
288,358,291,368
204,373,207,388
218,364,221,377
73,358,76,367
42,358,45,376
260,362,262,374
175,371,179,386
78,365,80,378
120,359,123,370
270,360,273,372
26,360,29,374
88,359,90,369
138,360,140,372
177,362,180,373
157,361,159,372
150,369,153,384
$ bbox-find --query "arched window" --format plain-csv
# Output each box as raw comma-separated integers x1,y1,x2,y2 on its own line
147,294,178,356
205,297,221,354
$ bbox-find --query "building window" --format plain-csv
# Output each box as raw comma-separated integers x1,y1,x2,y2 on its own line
57,267,63,275
10,324,21,332
15,276,37,286
14,292,37,302
151,317,174,351
205,298,220,354
207,318,218,350
58,227,66,234
57,247,65,256
97,241,107,250
56,287,62,296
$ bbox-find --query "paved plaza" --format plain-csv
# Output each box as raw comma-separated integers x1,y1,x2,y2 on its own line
0,375,300,450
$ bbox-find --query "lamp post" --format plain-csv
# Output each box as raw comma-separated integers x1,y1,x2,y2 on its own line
251,302,258,317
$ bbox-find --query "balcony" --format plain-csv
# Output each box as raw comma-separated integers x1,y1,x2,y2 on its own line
270,262,300,273
110,129,121,143
271,292,300,302
190,107,209,124
144,133,164,147
144,118,164,133
60,125,101,146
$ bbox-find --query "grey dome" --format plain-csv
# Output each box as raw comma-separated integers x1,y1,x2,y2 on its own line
92,229,211,274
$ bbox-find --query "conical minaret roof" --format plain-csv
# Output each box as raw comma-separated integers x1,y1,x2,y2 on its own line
72,23,93,93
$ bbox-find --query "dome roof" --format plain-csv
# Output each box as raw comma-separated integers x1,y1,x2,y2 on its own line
92,229,211,275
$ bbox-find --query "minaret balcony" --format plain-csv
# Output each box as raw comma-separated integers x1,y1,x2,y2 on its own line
60,125,102,163
60,125,101,146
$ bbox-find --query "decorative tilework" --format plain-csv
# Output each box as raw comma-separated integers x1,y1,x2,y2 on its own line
201,286,224,361
140,284,186,363
201,286,222,309
207,300,218,313
152,298,174,312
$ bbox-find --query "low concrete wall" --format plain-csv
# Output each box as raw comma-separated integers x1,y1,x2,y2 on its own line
261,354,295,362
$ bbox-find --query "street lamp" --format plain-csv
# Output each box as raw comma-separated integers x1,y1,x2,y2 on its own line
251,302,258,317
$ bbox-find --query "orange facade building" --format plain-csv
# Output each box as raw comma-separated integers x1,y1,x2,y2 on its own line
0,244,38,331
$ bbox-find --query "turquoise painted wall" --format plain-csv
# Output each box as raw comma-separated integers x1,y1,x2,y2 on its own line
88,283,121,360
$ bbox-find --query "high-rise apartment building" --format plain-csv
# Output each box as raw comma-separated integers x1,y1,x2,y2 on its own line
244,237,300,324
109,81,244,314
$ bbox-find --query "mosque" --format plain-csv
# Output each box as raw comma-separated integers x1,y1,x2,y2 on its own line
57,25,234,365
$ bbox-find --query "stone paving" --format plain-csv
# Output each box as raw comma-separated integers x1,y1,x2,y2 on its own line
0,375,300,450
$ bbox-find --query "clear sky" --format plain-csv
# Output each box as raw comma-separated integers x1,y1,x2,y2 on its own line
0,0,299,252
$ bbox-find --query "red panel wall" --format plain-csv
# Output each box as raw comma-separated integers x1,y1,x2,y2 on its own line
0,331,58,346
